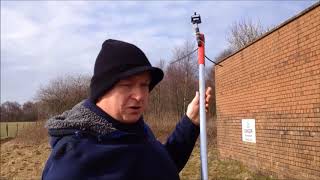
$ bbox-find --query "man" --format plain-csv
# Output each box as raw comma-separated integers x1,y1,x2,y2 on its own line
42,39,212,180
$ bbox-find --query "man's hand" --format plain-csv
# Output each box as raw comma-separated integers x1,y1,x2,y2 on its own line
186,87,212,126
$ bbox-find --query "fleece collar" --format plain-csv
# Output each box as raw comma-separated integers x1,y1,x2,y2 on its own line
46,100,146,136
46,100,117,135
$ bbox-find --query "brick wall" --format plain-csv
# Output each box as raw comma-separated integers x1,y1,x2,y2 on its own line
215,3,320,180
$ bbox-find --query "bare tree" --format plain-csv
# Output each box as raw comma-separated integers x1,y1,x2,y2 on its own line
1,101,22,122
205,67,216,118
227,19,267,51
147,59,167,118
36,74,91,117
145,41,199,119
165,41,198,118
215,48,234,63
22,101,38,121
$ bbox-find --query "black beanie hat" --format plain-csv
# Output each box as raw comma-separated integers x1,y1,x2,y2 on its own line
89,39,164,102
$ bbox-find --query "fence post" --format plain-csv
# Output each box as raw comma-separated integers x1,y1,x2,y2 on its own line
6,123,9,137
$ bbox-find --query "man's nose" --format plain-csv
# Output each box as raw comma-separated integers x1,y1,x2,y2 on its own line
131,87,145,101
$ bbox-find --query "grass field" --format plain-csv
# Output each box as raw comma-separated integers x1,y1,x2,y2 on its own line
0,141,275,180
0,116,275,179
180,146,275,180
0,122,37,139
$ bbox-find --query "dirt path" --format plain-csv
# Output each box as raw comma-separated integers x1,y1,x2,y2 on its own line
0,140,50,180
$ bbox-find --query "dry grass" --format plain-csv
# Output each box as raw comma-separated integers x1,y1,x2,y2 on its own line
145,113,217,146
180,146,276,180
145,114,275,180
0,121,50,179
144,112,178,143
1,115,274,180
14,120,48,145
0,141,50,179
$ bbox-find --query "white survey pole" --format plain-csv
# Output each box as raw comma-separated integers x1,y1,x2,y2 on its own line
198,35,208,180
191,12,208,180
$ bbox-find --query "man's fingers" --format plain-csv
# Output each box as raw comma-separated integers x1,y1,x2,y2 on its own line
206,94,211,103
205,87,212,102
206,95,211,103
205,103,209,109
205,87,212,112
206,87,212,96
193,87,212,105
191,91,200,104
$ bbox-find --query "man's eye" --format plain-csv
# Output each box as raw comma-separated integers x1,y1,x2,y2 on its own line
119,84,131,87
141,83,150,87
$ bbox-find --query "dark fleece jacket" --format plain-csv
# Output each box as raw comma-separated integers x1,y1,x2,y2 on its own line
42,99,199,180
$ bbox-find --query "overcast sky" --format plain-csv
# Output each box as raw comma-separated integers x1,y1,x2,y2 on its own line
1,1,316,104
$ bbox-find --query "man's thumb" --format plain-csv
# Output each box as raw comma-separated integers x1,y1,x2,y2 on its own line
191,91,200,104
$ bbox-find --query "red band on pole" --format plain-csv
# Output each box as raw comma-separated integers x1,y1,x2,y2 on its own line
198,33,205,65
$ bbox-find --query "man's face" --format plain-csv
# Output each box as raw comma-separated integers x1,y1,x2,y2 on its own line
96,71,151,123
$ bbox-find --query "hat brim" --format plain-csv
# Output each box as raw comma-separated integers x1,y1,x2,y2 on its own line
116,66,164,91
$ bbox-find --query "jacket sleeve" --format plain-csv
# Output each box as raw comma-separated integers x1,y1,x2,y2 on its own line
42,136,85,180
42,135,139,180
164,115,200,172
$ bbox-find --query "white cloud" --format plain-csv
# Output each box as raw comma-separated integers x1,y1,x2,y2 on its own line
1,1,317,103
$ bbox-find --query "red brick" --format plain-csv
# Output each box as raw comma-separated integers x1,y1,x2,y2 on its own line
216,5,320,180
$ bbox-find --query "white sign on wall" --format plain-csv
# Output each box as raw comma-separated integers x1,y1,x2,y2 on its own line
242,119,256,143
